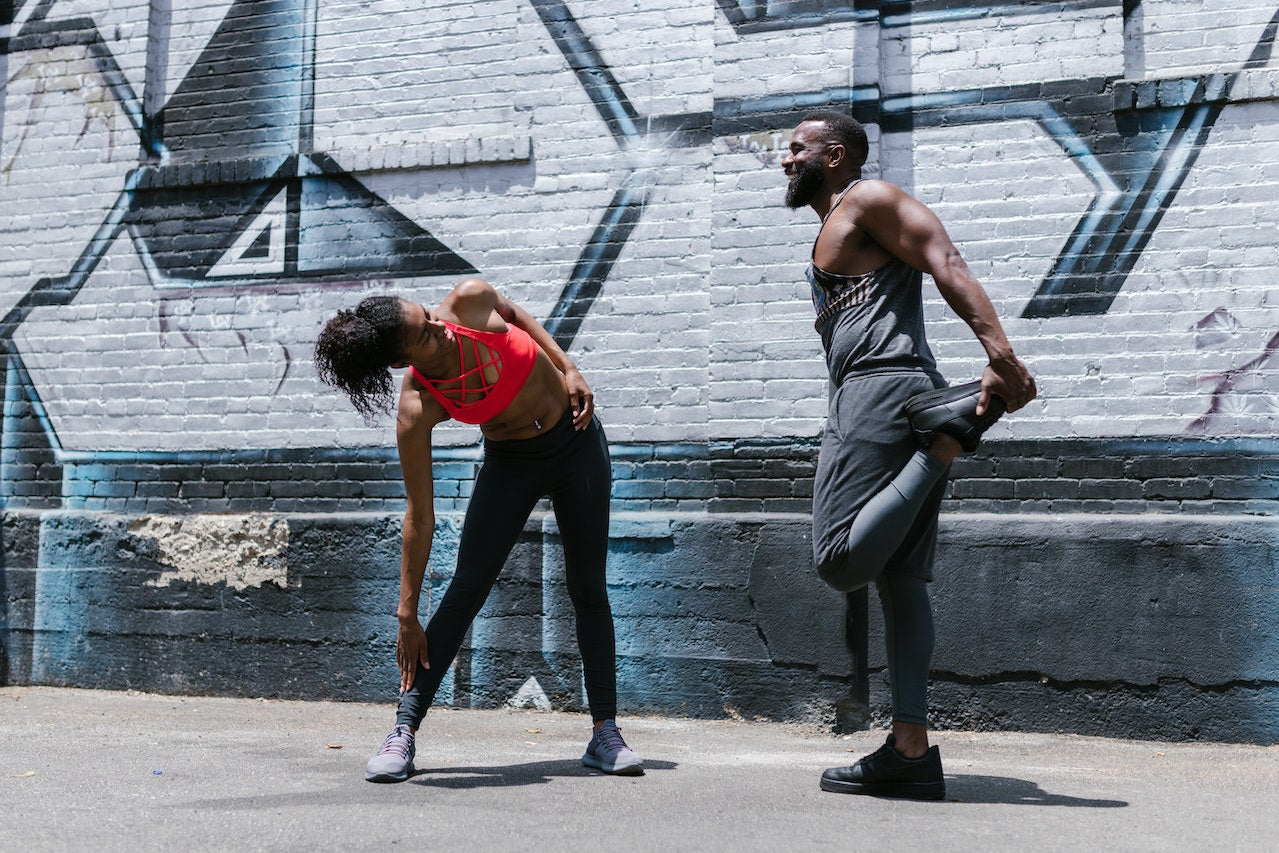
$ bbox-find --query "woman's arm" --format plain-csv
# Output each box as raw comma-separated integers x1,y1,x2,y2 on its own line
394,377,446,693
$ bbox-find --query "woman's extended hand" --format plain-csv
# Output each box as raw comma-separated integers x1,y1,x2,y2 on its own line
564,368,595,430
397,618,430,694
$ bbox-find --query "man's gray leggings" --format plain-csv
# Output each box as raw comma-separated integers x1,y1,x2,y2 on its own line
816,449,949,726
816,450,948,591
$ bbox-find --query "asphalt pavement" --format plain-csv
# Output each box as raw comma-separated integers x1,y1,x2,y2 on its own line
2,686,1276,852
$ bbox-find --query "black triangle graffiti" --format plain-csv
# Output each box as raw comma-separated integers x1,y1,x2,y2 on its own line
128,154,477,283
124,0,476,285
242,225,272,261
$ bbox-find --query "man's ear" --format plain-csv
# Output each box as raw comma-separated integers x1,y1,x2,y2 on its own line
826,143,846,169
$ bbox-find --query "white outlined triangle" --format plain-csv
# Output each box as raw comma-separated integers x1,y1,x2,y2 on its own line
207,187,287,277
506,676,551,711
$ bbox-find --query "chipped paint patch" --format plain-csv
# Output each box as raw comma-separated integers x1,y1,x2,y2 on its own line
129,514,289,591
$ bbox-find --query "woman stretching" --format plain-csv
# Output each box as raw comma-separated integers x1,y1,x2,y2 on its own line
314,278,642,782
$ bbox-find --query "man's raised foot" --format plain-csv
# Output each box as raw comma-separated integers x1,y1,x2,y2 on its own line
904,379,1006,453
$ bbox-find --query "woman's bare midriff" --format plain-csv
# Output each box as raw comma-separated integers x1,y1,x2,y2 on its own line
476,351,570,441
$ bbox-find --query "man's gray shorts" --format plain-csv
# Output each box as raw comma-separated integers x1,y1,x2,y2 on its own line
812,369,948,582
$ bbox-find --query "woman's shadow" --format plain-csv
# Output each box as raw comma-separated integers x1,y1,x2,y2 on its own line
945,774,1128,807
407,758,679,789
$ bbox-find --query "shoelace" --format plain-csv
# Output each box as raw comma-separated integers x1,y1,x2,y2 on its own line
377,726,413,758
595,725,628,753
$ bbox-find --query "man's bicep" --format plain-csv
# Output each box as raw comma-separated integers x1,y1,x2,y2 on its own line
880,195,957,275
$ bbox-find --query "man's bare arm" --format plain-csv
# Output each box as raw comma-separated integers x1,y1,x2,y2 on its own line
850,181,1038,412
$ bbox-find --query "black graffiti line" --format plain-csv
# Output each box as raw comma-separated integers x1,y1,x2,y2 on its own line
717,0,1116,35
3,351,62,455
542,178,651,348
712,86,882,135
9,18,160,154
17,0,50,27
0,12,163,347
714,0,874,34
528,0,643,146
529,0,655,350
881,0,1121,26
0,173,137,347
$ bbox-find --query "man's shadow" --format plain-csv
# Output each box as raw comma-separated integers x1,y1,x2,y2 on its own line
407,758,679,789
944,774,1128,807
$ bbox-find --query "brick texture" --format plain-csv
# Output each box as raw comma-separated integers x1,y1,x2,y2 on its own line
2,1,1278,738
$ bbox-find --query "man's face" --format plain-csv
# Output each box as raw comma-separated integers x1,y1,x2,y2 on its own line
782,122,832,209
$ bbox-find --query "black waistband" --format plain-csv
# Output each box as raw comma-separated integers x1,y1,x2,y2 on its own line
482,409,593,459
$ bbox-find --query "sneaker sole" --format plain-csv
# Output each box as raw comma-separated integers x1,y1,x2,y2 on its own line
819,776,944,801
365,765,413,783
581,753,645,776
904,380,1004,452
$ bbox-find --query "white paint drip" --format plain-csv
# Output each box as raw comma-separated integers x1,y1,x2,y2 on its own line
130,514,289,591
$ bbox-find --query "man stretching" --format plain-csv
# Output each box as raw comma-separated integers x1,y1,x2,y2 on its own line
781,111,1037,800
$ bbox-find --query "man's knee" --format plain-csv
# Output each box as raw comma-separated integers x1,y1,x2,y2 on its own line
815,553,872,593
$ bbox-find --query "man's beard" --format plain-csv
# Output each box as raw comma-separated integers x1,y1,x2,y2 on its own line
785,159,825,208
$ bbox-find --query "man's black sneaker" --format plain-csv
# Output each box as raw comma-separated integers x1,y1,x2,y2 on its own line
904,380,1006,452
819,734,946,801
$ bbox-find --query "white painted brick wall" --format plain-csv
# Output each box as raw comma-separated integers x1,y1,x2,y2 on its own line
882,7,1125,95
1,2,1276,451
1134,0,1279,77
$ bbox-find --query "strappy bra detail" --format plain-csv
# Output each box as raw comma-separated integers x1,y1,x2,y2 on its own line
410,321,539,425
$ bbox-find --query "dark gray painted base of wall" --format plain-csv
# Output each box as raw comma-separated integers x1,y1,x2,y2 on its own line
2,509,1275,743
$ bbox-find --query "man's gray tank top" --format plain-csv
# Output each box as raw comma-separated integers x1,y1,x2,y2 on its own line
806,180,941,386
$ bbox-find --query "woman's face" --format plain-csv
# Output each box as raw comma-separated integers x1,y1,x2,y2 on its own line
392,299,453,368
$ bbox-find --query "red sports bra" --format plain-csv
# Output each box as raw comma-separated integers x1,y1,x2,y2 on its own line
410,321,539,424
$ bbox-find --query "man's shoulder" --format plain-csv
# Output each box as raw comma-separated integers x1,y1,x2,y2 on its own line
834,180,914,229
845,179,905,206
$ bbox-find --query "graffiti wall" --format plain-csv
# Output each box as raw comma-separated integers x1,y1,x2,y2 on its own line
1,0,1276,742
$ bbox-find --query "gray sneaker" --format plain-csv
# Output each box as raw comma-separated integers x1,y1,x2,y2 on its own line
365,724,415,782
582,720,644,776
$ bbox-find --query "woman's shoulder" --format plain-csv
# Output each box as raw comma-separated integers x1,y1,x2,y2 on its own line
446,278,498,306
441,278,504,332
397,369,449,430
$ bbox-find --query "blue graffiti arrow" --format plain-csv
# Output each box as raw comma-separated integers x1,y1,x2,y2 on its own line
1023,8,1279,317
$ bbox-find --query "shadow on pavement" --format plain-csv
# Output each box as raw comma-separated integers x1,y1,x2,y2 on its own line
409,758,678,789
944,774,1128,807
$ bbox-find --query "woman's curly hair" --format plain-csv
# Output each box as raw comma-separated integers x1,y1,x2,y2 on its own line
314,296,407,423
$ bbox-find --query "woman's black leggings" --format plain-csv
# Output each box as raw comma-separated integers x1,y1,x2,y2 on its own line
396,412,616,727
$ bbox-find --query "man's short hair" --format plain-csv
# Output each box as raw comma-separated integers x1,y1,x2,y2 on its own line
800,111,868,169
